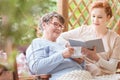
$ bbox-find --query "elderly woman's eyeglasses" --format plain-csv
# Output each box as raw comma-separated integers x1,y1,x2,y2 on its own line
50,22,64,30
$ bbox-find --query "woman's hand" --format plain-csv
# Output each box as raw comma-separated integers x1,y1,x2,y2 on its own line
62,42,75,58
62,47,74,58
72,58,84,64
81,47,99,61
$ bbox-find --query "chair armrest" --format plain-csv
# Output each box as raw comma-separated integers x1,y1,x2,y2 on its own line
36,74,51,80
116,62,120,74
117,62,120,69
19,74,51,80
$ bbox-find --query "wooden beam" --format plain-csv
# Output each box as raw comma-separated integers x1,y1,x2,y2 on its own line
57,0,68,31
4,38,18,80
117,20,120,35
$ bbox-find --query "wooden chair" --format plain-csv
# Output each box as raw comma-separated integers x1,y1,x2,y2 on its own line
0,63,18,80
19,74,51,80
116,20,120,74
17,53,51,80
116,62,120,74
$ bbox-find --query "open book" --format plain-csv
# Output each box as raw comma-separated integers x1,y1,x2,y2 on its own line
69,39,105,53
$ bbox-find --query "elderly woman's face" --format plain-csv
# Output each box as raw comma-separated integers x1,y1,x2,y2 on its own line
44,17,64,40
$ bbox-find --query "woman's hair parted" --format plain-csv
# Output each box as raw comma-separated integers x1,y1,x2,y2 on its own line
90,0,112,18
39,11,65,31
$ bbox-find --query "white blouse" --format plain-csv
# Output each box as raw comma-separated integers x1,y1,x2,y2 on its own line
57,25,120,76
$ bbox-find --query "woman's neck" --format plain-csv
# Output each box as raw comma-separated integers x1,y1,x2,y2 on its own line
96,28,108,38
41,35,56,42
93,26,108,38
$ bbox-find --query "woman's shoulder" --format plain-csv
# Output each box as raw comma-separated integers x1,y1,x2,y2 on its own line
32,38,48,43
32,38,56,46
31,38,49,46
106,30,120,43
29,38,54,51
108,30,120,38
32,38,42,42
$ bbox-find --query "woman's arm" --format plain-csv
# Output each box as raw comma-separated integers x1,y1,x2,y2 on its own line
26,39,64,74
57,26,84,45
96,58,119,72
81,34,120,72
27,48,64,74
97,36,120,72
26,39,75,74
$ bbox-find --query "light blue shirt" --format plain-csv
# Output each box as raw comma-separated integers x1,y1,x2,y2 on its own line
26,38,84,80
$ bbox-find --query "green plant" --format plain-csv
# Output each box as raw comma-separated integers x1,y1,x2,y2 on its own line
0,0,56,48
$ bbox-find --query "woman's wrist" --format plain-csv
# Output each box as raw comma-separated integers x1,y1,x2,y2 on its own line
94,56,100,62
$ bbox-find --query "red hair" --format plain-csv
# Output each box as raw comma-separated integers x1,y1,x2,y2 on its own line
90,0,112,18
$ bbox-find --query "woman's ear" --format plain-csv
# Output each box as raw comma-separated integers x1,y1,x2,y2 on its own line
42,22,47,29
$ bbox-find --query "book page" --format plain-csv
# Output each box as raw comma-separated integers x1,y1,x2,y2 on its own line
69,39,105,53
68,39,86,47
85,39,105,53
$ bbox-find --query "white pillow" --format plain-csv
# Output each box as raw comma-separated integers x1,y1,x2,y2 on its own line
94,74,120,80
56,70,93,80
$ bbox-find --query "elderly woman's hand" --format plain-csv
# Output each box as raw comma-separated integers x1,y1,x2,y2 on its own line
81,47,99,61
62,47,74,58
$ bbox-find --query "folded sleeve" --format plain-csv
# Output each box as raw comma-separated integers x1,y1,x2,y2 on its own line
96,58,119,72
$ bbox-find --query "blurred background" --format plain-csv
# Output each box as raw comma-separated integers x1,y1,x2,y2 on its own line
0,0,56,75
0,0,56,53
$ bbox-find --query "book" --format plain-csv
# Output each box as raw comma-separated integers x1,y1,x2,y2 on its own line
69,39,105,53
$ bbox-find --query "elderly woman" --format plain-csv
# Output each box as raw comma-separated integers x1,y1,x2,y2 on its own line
26,12,84,80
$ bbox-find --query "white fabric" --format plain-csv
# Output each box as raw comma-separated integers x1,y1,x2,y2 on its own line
56,70,120,80
94,74,120,80
57,70,93,80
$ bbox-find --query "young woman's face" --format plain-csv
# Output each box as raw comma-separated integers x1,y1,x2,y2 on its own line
90,8,109,28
